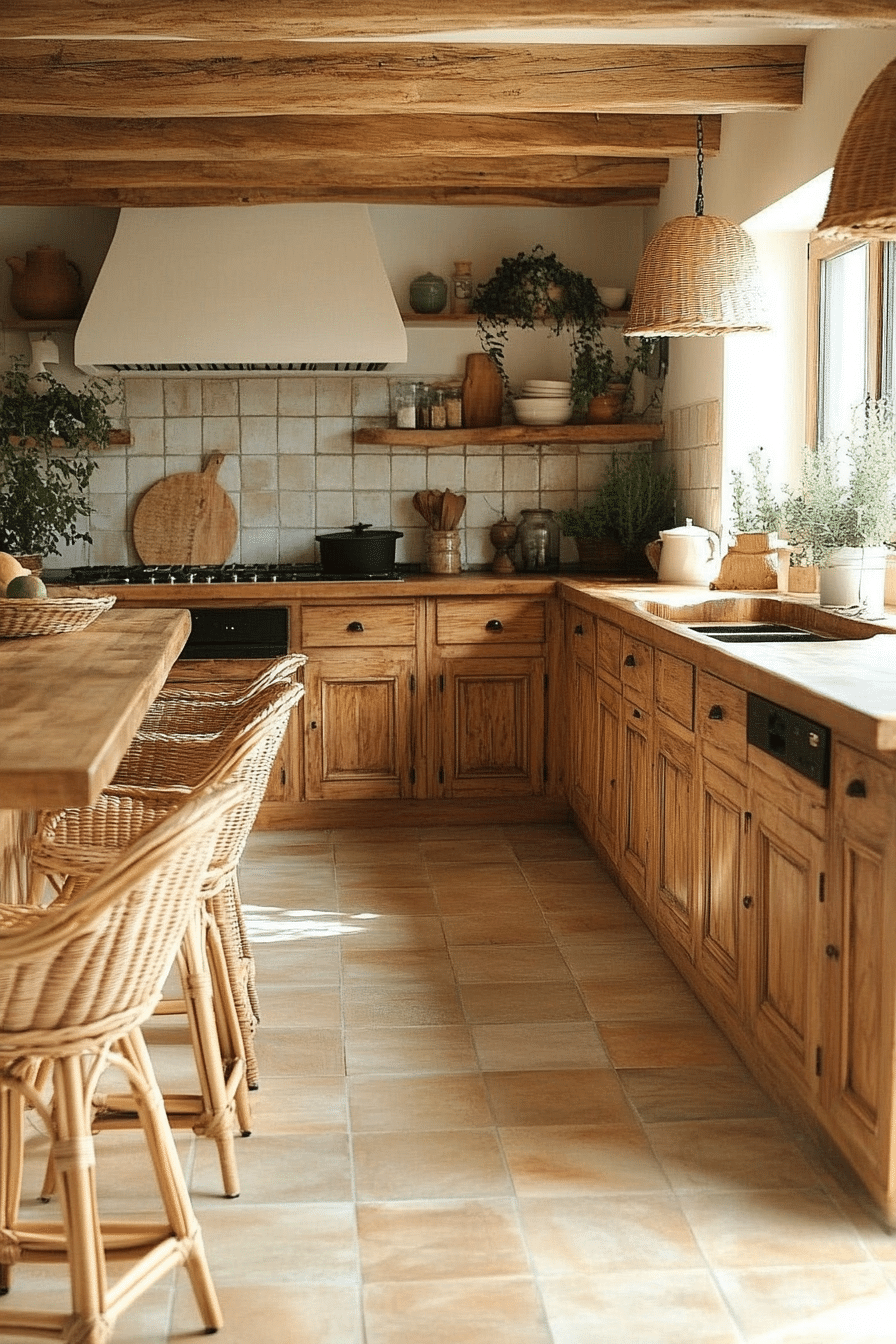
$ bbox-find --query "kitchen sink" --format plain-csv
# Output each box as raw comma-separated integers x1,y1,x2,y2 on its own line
635,596,888,642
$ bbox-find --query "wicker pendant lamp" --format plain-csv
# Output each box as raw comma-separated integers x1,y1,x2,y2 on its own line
625,117,770,337
817,57,896,239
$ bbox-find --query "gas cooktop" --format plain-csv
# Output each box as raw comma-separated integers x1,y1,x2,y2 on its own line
66,563,414,585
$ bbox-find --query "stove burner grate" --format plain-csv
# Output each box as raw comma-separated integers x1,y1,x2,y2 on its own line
69,563,412,585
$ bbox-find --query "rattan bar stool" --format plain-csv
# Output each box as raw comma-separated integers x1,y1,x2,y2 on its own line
0,780,242,1344
28,680,305,1200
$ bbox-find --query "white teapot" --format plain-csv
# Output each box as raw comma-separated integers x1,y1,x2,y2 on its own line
647,518,721,586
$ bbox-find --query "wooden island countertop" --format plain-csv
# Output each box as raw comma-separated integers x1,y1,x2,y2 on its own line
0,605,190,811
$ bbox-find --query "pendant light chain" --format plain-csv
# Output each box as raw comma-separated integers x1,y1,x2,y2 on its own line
695,114,705,218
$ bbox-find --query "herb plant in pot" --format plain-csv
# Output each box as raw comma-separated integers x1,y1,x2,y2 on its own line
570,334,656,424
782,399,896,617
558,448,676,574
716,447,783,590
0,359,118,569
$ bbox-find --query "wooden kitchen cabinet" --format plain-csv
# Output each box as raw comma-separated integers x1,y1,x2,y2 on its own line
618,633,653,902
696,759,750,1012
652,722,697,957
299,600,420,801
564,603,598,833
431,597,547,799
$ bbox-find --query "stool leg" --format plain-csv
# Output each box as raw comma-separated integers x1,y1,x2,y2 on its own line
204,914,253,1135
211,876,260,1090
51,1055,108,1339
117,1030,223,1333
0,1080,25,1295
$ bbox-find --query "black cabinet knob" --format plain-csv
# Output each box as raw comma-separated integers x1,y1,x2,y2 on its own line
708,704,724,721
486,619,504,633
347,620,364,632
825,944,840,959
845,779,867,797
623,653,636,667
574,623,584,636
743,895,753,908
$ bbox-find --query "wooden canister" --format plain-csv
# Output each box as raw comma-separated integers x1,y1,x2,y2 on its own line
426,529,461,574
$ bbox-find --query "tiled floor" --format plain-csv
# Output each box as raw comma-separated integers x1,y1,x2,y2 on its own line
6,820,896,1342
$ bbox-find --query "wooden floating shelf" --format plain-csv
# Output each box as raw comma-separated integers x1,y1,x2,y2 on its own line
400,310,632,328
8,430,132,447
355,423,664,447
2,317,80,331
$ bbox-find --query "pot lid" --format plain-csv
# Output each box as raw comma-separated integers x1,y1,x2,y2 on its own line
316,523,403,540
660,517,717,538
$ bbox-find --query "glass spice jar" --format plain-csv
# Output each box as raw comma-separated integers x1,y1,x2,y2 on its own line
517,508,561,573
451,261,474,315
429,387,447,429
444,384,463,428
393,381,419,429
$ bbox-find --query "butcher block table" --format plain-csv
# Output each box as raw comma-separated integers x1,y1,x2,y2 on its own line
0,606,190,899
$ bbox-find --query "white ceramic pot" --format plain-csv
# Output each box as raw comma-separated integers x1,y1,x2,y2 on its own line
818,546,888,617
651,518,721,586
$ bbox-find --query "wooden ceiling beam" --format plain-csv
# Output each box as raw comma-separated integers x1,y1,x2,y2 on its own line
0,112,720,161
0,155,670,193
0,42,804,117
0,184,661,208
1,1,891,38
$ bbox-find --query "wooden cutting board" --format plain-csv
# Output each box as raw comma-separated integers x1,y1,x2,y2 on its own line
132,453,238,565
461,352,504,428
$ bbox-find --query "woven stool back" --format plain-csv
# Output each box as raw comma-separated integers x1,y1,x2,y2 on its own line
135,652,307,740
0,781,242,1058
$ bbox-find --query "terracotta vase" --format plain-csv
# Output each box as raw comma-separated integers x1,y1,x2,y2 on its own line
586,383,628,425
6,246,84,321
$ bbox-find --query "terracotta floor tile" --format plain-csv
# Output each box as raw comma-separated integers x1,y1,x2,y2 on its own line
714,1264,896,1342
353,1129,512,1200
421,839,520,865
432,886,539,915
362,1277,552,1344
172,1283,365,1344
502,1123,669,1197
599,1018,741,1068
449,943,573,983
441,913,552,946
245,1075,348,1134
337,887,439,916
191,1133,352,1204
483,1069,636,1127
505,829,597,862
472,1022,609,1072
460,980,589,1025
258,984,342,1028
578,971,711,1022
251,941,341,987
619,1065,777,1124
345,1025,478,1076
349,1073,493,1132
679,1187,870,1267
356,1199,530,1282
340,946,455,985
647,1116,824,1192
335,914,447,951
518,1191,702,1272
538,1269,741,1343
337,864,430,889
342,982,464,1028
518,858,613,885
197,1201,360,1284
253,1026,345,1077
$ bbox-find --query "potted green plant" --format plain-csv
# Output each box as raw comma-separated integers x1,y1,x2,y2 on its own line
471,245,607,415
0,359,118,566
570,334,656,424
558,448,676,574
782,398,896,616
717,446,784,590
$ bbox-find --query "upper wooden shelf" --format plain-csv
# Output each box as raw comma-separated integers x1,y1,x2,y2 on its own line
400,309,632,328
355,423,664,446
2,317,80,331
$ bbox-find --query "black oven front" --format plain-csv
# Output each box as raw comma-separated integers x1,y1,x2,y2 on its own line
181,606,290,660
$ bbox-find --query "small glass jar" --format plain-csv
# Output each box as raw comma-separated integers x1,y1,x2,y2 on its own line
517,508,561,573
416,383,432,428
429,387,447,430
451,261,473,315
444,384,463,428
393,381,419,429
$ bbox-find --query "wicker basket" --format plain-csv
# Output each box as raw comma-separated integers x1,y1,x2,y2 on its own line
0,594,115,638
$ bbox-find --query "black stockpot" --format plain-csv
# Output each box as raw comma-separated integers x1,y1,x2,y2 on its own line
315,523,403,574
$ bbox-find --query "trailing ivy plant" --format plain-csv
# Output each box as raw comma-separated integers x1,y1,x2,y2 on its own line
0,359,119,556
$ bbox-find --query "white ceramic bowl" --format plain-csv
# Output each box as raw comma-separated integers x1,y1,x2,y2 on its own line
597,287,628,309
512,397,573,425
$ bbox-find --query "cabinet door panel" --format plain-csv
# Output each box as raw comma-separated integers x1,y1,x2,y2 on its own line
620,698,651,900
569,656,597,826
595,677,621,862
654,726,696,954
698,760,748,1010
304,649,414,800
440,656,544,798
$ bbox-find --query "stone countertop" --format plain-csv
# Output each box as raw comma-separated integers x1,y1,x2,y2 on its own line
0,606,190,810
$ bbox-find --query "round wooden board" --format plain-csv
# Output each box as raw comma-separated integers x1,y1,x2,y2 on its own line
132,454,238,565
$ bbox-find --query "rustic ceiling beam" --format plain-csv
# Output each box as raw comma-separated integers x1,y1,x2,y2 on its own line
0,43,805,117
0,112,721,160
0,155,670,193
1,1,891,38
0,184,661,208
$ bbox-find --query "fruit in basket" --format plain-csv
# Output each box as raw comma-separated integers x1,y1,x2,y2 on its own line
0,552,30,592
5,574,47,598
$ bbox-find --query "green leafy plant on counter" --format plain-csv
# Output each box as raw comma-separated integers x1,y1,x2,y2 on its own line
729,446,784,534
558,447,676,548
0,358,119,557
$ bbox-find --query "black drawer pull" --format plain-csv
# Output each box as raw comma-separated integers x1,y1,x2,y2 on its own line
574,623,584,636
825,944,840,960
486,619,504,633
708,704,724,720
632,708,642,719
742,895,753,909
845,778,866,797
310,720,318,730
347,620,364,633
623,653,636,667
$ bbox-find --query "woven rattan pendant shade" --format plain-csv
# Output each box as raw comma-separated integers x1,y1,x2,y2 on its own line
817,57,896,239
624,213,770,336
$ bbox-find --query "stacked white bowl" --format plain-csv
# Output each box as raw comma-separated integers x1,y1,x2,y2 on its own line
512,379,573,425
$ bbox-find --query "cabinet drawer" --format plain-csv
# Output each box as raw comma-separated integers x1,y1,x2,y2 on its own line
597,620,622,680
697,671,747,759
833,742,896,838
655,651,695,730
567,607,596,667
435,598,546,645
620,635,653,703
300,601,417,647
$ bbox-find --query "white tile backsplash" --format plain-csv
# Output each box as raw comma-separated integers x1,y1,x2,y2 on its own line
98,374,665,567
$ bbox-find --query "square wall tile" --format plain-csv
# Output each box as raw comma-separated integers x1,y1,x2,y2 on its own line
239,377,279,415
278,378,316,416
202,379,239,416
163,379,201,417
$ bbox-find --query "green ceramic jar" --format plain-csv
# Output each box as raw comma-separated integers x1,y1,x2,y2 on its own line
409,272,448,314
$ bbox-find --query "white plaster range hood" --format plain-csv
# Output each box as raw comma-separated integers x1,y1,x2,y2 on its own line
75,203,408,374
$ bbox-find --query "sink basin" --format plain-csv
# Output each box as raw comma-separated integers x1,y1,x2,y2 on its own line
635,596,886,642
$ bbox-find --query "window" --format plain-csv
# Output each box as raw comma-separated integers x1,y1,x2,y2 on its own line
809,236,896,445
